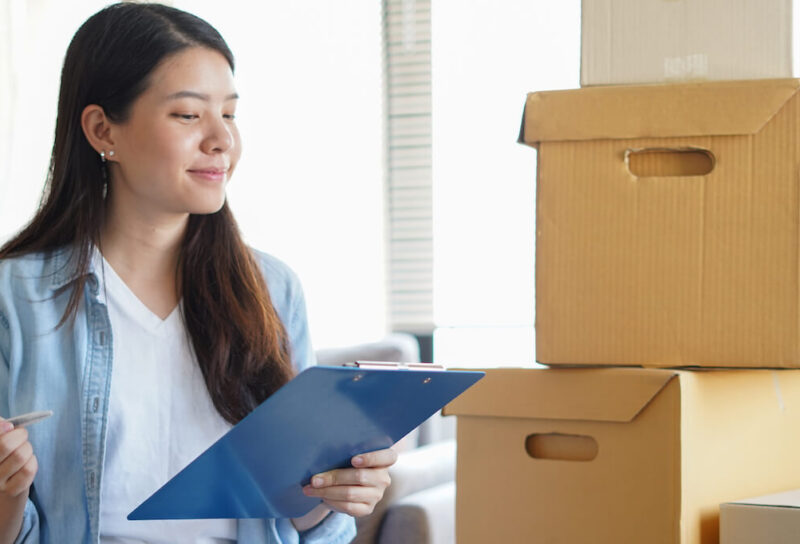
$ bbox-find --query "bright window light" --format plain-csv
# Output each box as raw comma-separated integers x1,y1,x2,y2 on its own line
431,0,581,367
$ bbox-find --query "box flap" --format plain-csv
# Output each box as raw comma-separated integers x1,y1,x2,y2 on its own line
725,489,800,509
518,79,800,145
443,367,677,423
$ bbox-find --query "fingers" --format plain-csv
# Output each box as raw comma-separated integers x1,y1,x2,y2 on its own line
306,480,381,502
302,467,390,516
0,424,37,498
0,427,29,465
302,468,387,516
301,448,398,517
1,454,37,497
303,446,396,492
0,441,32,480
310,466,391,489
303,481,384,517
322,499,375,518
351,447,398,469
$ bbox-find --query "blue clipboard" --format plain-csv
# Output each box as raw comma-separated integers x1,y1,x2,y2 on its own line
128,364,484,520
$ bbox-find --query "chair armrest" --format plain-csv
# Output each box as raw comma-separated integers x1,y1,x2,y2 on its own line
384,440,455,502
315,333,421,365
378,481,456,544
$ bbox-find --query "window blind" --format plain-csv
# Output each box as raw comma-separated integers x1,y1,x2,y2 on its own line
382,0,433,334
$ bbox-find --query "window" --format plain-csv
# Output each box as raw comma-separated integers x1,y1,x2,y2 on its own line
430,1,581,367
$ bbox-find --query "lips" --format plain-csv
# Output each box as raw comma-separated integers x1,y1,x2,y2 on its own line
188,167,228,174
187,167,229,182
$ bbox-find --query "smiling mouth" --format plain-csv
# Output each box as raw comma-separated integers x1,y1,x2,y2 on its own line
187,168,228,182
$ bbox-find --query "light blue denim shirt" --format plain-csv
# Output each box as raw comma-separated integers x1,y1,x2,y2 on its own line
0,246,356,544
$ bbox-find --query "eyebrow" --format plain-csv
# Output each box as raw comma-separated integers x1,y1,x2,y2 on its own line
165,90,239,101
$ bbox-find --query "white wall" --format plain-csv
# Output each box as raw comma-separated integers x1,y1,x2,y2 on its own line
1,1,387,349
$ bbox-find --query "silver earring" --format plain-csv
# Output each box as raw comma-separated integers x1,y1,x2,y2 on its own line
100,151,106,163
108,150,115,158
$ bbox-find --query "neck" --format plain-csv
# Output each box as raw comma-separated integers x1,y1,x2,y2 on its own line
101,215,185,277
99,198,188,319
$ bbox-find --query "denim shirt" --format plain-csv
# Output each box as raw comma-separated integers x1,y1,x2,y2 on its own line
0,247,356,544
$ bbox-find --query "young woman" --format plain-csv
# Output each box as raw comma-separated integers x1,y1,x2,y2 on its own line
0,3,395,543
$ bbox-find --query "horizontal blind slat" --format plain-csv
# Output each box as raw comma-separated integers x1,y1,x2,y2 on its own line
383,0,433,333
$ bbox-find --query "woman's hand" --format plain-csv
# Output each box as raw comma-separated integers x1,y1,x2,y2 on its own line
0,419,38,544
300,447,398,520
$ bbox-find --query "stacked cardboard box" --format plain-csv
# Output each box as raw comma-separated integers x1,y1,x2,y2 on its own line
720,489,800,544
524,79,800,368
445,368,800,543
581,0,799,86
446,78,800,542
445,78,800,543
444,5,800,541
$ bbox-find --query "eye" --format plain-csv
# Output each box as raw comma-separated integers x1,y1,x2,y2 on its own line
171,113,198,120
223,113,236,120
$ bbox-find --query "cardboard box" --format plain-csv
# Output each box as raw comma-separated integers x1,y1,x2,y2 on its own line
720,489,800,544
581,0,799,86
519,78,800,368
443,367,800,544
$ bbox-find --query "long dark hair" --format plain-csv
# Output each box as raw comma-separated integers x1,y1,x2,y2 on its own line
0,3,294,424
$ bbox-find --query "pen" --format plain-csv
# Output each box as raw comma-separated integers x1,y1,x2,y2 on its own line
5,410,54,428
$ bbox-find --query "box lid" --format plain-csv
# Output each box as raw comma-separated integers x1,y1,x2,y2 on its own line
518,79,800,146
724,489,800,510
443,367,676,423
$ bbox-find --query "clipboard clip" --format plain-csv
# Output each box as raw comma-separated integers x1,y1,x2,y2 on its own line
343,361,446,371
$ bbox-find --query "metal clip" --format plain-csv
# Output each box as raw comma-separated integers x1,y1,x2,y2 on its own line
343,361,446,371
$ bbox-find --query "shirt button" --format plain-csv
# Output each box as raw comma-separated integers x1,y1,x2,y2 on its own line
92,397,100,413
97,331,106,346
89,471,96,490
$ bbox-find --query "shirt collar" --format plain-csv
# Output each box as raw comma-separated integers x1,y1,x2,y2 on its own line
44,245,101,296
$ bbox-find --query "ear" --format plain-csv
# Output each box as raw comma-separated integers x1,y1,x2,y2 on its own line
81,104,117,159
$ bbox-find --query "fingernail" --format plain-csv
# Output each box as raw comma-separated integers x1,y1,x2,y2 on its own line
312,477,324,488
0,422,12,433
353,456,364,466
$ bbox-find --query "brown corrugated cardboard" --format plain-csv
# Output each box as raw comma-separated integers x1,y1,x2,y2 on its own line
581,0,798,86
443,367,800,544
520,78,800,367
720,489,800,544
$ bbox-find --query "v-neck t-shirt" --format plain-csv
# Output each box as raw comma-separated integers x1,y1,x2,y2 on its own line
96,253,236,543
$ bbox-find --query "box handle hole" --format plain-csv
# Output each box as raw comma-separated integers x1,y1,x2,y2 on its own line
525,433,598,462
625,147,715,177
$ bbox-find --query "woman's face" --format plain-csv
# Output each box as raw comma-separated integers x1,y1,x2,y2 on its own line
106,46,241,221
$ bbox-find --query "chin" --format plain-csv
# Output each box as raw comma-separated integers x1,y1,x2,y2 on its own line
188,195,227,215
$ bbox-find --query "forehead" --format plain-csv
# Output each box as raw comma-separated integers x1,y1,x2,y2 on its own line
145,47,235,98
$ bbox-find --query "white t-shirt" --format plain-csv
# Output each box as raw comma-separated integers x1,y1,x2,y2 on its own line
97,254,236,543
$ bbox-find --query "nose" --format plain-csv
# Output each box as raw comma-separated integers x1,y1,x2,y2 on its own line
201,114,234,154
